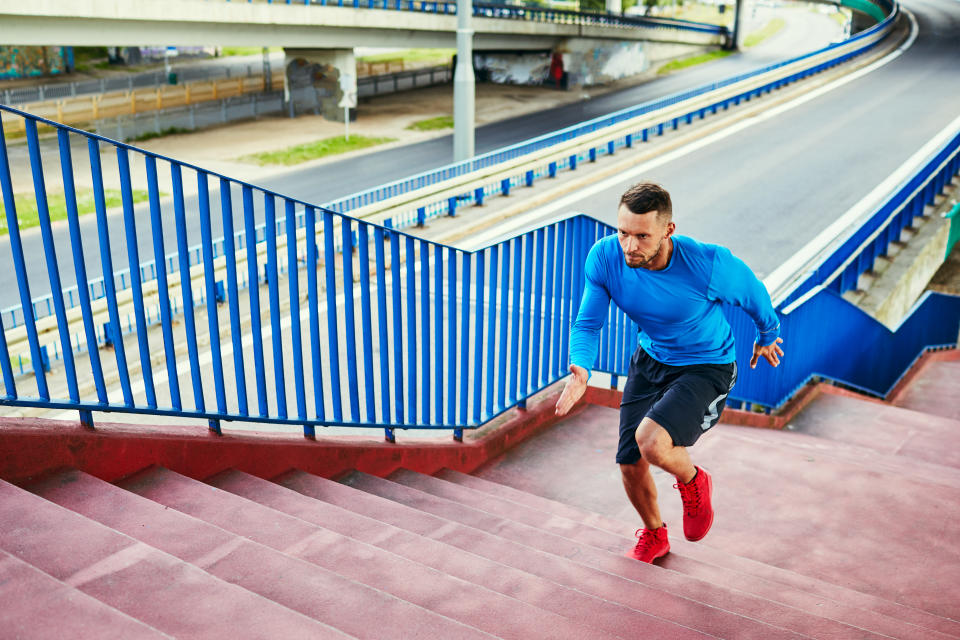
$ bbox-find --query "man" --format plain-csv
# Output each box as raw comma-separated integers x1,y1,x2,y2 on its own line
555,182,784,563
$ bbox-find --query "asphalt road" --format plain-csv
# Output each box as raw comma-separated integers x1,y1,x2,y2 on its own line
480,0,960,280
2,1,956,315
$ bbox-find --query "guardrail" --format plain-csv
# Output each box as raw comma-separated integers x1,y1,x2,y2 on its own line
0,108,630,437
5,0,946,435
322,0,898,223
253,0,730,35
0,0,898,375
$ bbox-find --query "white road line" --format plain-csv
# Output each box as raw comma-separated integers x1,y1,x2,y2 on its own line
464,10,920,260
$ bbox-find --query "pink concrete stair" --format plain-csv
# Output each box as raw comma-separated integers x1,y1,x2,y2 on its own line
343,469,893,639
436,467,960,638
0,478,347,639
206,468,710,639
23,468,490,640
889,350,960,421
384,467,945,640
0,549,171,639
117,466,624,640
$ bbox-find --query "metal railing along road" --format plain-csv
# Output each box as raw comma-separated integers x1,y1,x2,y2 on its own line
322,0,897,222
3,0,951,435
247,0,730,36
0,108,636,438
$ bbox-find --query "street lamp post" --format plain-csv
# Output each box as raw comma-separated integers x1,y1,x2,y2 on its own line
453,0,475,162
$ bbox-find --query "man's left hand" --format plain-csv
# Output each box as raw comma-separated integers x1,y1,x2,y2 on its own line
750,337,784,369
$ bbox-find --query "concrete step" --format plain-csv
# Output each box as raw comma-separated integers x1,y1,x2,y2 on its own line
0,549,171,639
468,402,960,622
207,469,710,640
890,352,960,421
786,390,960,469
0,478,349,639
340,470,892,640
118,466,623,640
280,469,816,639
25,469,489,640
392,468,947,640
440,468,960,639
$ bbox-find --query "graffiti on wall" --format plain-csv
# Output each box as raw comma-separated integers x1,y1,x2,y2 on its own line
0,47,70,80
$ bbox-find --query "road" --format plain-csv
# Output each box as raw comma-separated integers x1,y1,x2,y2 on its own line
0,5,843,312
477,0,960,280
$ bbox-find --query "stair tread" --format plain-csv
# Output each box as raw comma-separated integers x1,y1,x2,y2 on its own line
891,357,960,421
209,468,716,639
0,549,171,640
26,469,490,640
0,479,349,639
118,466,625,640
393,468,950,640
786,391,960,468
281,469,826,639
469,403,960,622
444,467,960,638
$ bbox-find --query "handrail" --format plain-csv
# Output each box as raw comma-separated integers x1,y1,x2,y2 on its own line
5,0,949,437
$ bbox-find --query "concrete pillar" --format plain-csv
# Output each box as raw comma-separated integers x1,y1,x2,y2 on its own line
283,48,356,122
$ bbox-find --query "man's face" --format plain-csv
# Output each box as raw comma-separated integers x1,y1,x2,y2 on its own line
617,204,674,269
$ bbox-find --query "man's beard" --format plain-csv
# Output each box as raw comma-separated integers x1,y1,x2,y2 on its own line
625,237,663,269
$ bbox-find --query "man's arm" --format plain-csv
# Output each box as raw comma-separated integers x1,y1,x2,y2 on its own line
556,244,611,415
708,246,784,369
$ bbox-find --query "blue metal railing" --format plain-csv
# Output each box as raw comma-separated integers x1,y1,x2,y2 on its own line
0,0,897,347
775,125,960,310
322,0,898,220
254,0,730,36
0,105,637,437
4,0,951,434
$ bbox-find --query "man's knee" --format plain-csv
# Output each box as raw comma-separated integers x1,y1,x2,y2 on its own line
635,420,671,464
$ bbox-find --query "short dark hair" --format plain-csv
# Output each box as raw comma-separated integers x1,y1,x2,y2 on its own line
619,182,672,221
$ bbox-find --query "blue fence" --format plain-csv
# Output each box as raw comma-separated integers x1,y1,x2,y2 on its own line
252,0,730,35
3,0,954,436
0,0,897,350
324,0,897,219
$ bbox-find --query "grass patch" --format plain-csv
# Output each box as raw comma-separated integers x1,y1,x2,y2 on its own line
242,135,398,166
128,127,193,142
0,188,152,236
221,46,283,57
744,17,787,48
357,48,456,65
406,116,454,131
658,50,732,75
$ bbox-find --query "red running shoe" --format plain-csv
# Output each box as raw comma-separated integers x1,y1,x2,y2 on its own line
674,466,714,541
627,525,670,563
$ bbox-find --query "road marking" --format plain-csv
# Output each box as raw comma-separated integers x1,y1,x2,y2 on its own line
463,10,920,257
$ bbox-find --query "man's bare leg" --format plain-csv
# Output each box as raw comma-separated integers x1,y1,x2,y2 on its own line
619,459,663,530
634,417,696,483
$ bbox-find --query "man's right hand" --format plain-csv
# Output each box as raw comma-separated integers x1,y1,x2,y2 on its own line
555,364,589,416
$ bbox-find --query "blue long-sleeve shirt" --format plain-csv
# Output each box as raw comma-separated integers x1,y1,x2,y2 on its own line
569,235,780,369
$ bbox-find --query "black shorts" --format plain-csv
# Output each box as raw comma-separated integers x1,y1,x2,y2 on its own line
617,347,738,465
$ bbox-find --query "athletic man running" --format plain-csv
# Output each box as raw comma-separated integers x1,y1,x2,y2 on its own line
555,182,784,563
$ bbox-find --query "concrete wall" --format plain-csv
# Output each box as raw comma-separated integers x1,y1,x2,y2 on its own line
284,48,356,122
472,39,716,88
0,46,69,79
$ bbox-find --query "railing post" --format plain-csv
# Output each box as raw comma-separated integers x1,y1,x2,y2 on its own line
79,409,94,429
208,419,222,435
453,428,463,442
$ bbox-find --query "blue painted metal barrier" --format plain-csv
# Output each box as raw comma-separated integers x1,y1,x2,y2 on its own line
3,0,954,436
256,0,731,36
322,0,898,223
